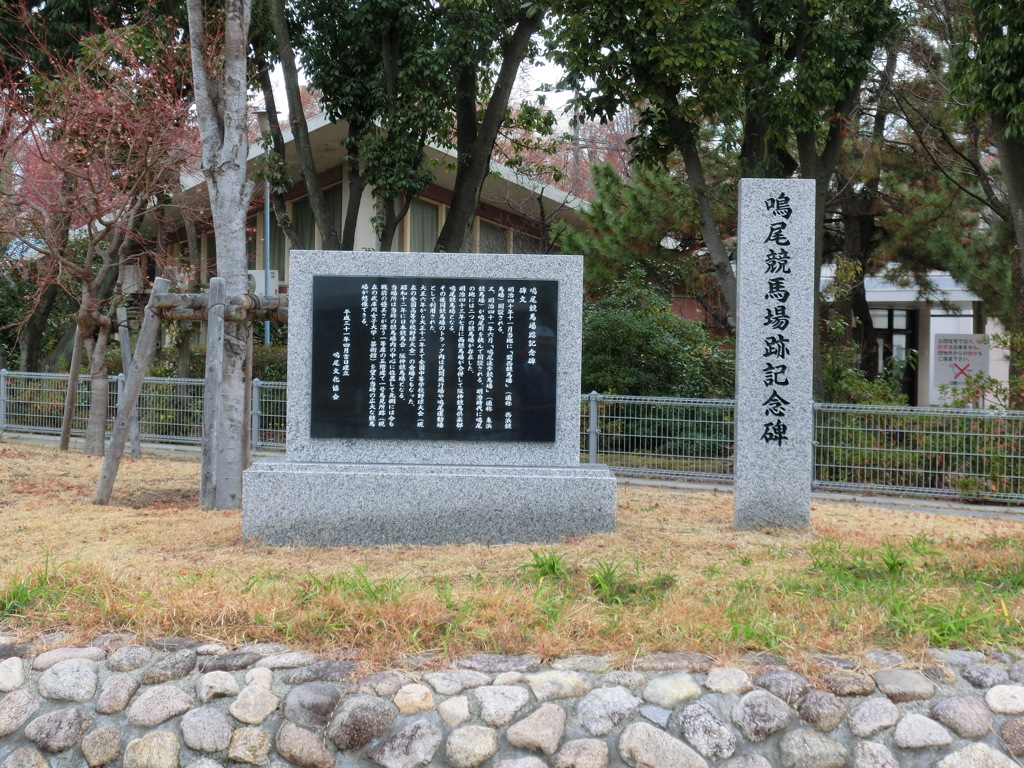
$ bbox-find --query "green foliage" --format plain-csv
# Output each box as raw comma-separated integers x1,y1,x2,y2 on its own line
252,345,288,382
519,549,570,582
549,0,899,170
0,266,76,369
563,163,705,297
586,559,677,606
295,569,407,605
805,535,1020,647
106,344,288,382
0,555,77,620
582,278,733,398
952,0,1024,140
819,258,909,405
814,407,1024,501
289,0,451,238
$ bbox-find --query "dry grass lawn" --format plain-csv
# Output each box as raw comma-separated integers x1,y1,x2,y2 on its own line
3,439,1024,672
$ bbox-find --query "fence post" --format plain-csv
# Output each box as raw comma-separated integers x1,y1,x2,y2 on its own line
251,378,261,450
588,391,599,464
0,369,6,433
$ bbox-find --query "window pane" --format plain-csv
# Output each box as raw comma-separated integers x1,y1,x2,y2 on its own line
270,216,286,273
892,309,907,330
513,231,540,254
292,197,316,249
244,225,254,267
325,185,344,241
479,221,507,253
892,333,907,361
408,199,438,252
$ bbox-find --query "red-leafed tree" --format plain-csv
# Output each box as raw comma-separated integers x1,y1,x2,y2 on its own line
0,18,197,455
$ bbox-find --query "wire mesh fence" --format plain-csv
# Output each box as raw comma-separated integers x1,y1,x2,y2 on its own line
813,403,1024,503
134,377,206,444
579,393,735,482
1,370,90,436
2,370,1023,504
251,380,287,449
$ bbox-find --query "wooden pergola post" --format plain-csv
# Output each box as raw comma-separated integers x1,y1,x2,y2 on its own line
93,277,171,505
199,277,226,509
116,306,143,459
90,279,287,506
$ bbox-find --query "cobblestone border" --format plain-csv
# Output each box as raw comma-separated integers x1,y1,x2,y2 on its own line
1,634,1023,768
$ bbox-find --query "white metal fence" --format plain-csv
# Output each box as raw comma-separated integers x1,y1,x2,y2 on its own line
2,369,1022,504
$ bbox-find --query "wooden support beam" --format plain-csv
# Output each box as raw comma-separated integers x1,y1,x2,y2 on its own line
115,306,142,459
155,306,288,323
199,278,226,509
93,277,171,504
151,294,288,323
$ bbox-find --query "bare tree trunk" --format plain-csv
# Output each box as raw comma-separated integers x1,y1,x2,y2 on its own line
378,194,413,252
265,0,340,249
991,117,1024,403
94,277,171,504
187,0,255,509
116,306,142,459
59,325,83,451
680,138,737,328
83,317,113,456
255,60,301,249
435,12,541,252
342,156,366,250
19,282,60,371
200,278,225,509
177,218,203,379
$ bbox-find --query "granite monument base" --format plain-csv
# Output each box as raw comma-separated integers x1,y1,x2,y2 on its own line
242,462,617,546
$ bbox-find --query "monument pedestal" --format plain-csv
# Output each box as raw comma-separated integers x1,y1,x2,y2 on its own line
242,250,617,547
243,462,617,546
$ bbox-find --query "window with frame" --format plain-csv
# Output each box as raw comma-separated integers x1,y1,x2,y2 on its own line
513,231,541,254
478,220,507,253
292,197,316,249
408,198,439,252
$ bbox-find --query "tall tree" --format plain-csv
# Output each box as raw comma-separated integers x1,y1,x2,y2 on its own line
290,0,549,253
433,1,547,252
952,0,1024,386
562,163,729,326
186,0,254,508
550,0,899,393
256,0,339,249
0,22,195,453
0,0,182,370
864,0,1024,399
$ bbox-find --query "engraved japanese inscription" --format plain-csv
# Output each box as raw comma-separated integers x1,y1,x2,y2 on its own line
310,276,558,442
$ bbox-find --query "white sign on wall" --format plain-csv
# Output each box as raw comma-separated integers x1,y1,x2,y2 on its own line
934,333,989,403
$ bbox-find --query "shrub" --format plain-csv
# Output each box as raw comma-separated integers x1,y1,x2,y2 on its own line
582,280,733,398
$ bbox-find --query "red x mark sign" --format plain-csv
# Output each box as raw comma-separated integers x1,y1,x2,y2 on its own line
953,363,970,379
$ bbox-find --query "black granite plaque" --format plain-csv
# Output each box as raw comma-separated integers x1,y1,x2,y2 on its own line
310,276,558,441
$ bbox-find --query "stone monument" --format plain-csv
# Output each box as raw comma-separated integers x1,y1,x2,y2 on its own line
734,178,815,529
242,250,617,546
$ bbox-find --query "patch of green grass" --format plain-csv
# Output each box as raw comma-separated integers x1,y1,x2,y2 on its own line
0,555,77,619
519,549,570,582
800,535,1024,648
586,559,676,606
885,597,1004,647
532,584,566,627
296,568,406,604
